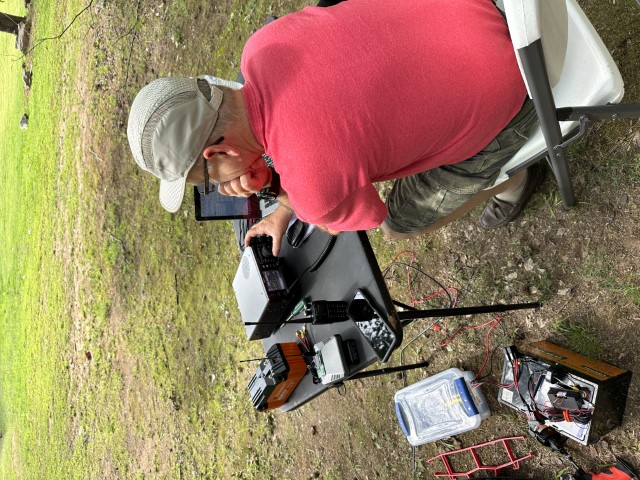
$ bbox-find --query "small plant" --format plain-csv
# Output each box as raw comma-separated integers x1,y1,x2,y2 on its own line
551,317,602,359
623,276,640,308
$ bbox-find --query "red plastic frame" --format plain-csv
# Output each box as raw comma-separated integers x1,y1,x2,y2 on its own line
426,436,535,479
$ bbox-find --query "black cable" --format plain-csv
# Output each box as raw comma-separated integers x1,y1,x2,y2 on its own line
520,359,547,416
389,259,455,362
383,260,453,307
309,235,336,272
286,234,336,294
384,256,529,393
384,261,451,299
503,355,539,419
474,344,504,383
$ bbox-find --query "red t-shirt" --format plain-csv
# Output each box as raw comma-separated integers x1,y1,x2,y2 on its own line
241,0,526,231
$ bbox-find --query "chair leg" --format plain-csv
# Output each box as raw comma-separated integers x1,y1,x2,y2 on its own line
547,147,576,208
518,40,577,207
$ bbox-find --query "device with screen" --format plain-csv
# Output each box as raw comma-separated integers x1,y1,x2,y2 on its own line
348,289,399,363
194,187,279,221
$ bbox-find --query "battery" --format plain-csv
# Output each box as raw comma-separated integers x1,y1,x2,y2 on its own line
247,342,307,411
498,341,631,444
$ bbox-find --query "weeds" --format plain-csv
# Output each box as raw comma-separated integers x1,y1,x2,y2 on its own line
551,318,602,359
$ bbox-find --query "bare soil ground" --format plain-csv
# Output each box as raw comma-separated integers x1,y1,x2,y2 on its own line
67,0,640,478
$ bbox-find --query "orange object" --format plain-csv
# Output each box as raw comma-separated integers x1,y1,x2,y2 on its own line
248,342,308,411
520,341,628,382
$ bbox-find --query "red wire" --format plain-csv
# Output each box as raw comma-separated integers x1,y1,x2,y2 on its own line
385,250,459,333
476,341,518,389
383,250,459,306
383,249,416,273
439,316,500,347
410,287,460,308
513,355,521,396
472,316,503,384
437,315,507,388
387,250,512,389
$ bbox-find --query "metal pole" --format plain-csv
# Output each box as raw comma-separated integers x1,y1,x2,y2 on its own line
346,360,430,380
396,302,540,323
557,104,640,122
518,40,576,207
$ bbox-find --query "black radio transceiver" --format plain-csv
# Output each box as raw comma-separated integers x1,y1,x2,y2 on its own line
233,236,292,340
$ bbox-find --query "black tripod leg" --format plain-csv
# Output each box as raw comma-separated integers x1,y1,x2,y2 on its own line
347,361,429,381
396,301,540,322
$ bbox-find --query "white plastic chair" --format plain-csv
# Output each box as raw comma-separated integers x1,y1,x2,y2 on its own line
493,0,639,207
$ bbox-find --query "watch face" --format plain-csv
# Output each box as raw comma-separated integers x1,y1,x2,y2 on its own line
256,189,277,201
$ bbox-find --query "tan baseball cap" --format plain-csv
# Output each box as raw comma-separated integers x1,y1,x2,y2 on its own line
127,76,225,213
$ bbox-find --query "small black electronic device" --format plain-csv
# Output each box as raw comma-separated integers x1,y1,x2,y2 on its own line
547,387,584,410
348,289,399,363
232,236,293,340
304,300,350,324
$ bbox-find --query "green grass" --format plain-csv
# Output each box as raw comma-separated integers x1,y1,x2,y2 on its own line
0,0,28,341
551,317,603,359
580,251,640,307
0,0,36,475
0,0,104,477
1,1,639,479
2,1,312,478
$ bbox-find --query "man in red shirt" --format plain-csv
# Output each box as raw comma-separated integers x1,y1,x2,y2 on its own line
127,0,542,254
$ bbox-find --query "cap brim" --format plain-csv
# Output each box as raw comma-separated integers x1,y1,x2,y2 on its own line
159,177,187,213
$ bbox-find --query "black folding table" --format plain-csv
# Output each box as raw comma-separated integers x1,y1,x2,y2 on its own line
261,230,401,411
259,229,538,412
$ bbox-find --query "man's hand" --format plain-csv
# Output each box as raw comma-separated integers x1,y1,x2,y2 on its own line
218,158,272,197
244,205,294,256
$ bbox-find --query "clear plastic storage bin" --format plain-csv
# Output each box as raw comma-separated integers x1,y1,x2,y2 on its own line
394,368,490,446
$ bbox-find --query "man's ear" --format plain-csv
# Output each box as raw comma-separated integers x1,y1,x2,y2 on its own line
202,142,241,160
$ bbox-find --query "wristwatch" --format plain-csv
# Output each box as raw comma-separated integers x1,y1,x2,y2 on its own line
256,167,281,201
